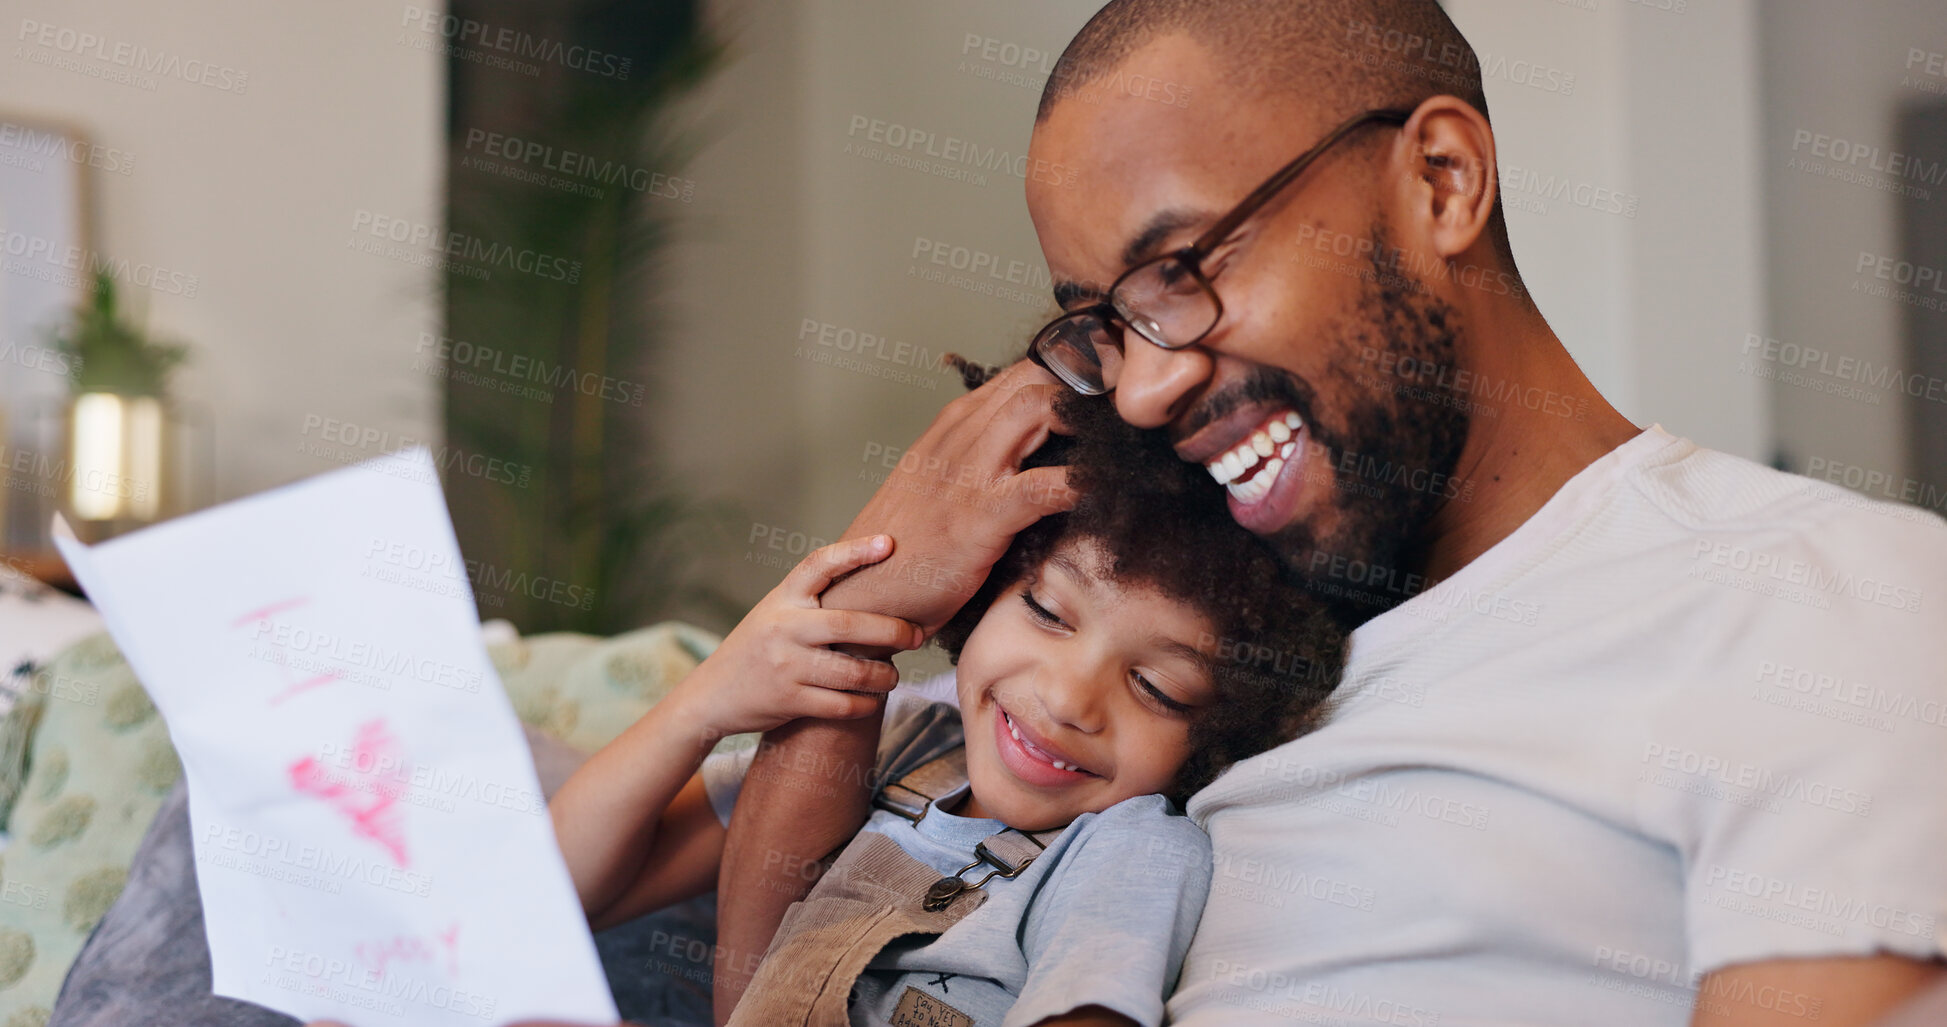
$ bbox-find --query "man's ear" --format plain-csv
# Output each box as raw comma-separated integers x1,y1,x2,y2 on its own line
1394,96,1498,261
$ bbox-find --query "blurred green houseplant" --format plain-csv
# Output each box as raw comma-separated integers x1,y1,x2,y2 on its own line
441,0,737,635
47,271,188,397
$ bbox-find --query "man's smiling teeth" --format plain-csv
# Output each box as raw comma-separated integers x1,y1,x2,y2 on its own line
1005,711,1085,774
1208,410,1303,504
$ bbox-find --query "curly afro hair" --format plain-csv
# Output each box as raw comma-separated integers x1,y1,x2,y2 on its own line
933,382,1348,806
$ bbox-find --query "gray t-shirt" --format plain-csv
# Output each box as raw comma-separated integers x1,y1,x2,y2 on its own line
703,691,1212,1027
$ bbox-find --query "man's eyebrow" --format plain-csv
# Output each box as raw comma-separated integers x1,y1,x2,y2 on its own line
1049,207,1213,311
1121,207,1210,268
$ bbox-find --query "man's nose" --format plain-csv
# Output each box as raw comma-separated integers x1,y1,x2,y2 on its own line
1110,335,1211,430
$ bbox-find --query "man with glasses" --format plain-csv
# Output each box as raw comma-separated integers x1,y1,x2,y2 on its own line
716,2,1947,1026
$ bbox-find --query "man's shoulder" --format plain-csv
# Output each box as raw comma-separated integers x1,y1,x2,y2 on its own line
1604,436,1942,655
1624,433,1947,547
1372,431,1944,652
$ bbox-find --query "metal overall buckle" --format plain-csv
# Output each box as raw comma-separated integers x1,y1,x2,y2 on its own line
921,836,1043,911
873,750,1056,911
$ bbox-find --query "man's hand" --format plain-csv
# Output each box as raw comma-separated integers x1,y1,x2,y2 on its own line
823,357,1077,636
1688,954,1946,1026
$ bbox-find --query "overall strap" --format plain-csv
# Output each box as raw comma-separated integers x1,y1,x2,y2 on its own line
875,748,972,823
728,752,1071,1025
875,751,1066,845
873,751,1064,910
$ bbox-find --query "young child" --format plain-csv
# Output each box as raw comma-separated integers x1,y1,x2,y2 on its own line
549,387,1347,1027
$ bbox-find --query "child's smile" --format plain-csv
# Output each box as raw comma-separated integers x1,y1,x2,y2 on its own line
994,705,1098,781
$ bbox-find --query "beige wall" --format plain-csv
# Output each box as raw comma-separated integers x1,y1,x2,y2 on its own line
1759,0,1944,485
658,0,1104,626
0,0,445,504
1444,0,1769,459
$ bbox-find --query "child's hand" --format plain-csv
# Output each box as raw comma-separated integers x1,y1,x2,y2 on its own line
670,534,925,741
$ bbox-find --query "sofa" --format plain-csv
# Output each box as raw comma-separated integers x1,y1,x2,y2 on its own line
0,599,740,1027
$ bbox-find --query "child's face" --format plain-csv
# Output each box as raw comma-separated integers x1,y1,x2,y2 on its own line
954,539,1219,831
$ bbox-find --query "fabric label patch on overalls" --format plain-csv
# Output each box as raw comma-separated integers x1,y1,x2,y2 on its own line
890,984,975,1027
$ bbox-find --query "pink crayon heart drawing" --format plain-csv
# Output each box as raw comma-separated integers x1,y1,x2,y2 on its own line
288,718,411,866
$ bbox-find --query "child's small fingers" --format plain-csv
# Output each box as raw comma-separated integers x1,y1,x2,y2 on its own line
803,609,925,651
783,535,895,599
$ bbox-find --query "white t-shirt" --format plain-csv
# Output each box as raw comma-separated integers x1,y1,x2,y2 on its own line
1166,426,1947,1026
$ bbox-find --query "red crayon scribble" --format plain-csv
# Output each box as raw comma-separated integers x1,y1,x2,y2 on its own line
231,596,309,629
268,671,340,707
288,718,410,866
353,921,461,979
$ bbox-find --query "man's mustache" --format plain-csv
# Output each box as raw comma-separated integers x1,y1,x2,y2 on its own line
1175,362,1322,451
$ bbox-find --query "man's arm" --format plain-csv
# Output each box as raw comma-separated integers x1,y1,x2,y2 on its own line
712,360,1076,1024
1689,955,1946,1026
712,716,877,1019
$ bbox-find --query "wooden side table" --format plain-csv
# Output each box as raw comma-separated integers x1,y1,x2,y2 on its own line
0,548,82,598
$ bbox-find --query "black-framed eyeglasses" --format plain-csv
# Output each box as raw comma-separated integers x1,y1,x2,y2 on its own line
1028,107,1413,396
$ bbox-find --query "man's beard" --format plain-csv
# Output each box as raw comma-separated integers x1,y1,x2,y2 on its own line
1229,220,1471,626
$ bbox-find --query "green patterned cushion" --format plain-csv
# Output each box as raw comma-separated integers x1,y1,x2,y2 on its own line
490,621,747,754
0,633,168,1027
0,621,731,1023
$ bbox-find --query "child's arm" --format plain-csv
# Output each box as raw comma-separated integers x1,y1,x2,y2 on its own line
550,706,724,930
549,535,925,929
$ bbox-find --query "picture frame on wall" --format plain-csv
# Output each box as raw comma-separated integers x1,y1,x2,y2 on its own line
0,113,94,558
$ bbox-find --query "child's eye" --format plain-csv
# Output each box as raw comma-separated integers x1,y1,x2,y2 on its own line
1019,590,1067,628
1134,671,1196,717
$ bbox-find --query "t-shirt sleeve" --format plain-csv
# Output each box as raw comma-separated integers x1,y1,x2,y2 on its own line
699,742,758,829
698,682,962,829
1005,795,1213,1027
1647,514,1947,977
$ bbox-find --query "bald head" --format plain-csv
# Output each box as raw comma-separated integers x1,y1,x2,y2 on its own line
1038,0,1488,122
1035,0,1515,271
